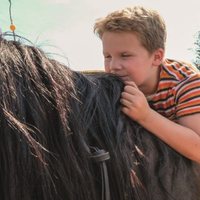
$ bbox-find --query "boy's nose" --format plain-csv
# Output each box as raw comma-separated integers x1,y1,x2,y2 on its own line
109,60,122,72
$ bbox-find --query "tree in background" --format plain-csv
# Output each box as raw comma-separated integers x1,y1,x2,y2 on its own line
193,31,200,69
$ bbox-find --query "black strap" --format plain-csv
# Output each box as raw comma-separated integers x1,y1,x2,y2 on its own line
90,148,111,200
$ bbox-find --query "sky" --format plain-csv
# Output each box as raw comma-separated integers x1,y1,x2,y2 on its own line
1,0,200,71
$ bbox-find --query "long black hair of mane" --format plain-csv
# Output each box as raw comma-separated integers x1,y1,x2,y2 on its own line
0,38,200,200
70,71,200,200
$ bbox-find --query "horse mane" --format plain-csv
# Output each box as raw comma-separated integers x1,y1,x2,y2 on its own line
0,38,200,200
69,71,200,200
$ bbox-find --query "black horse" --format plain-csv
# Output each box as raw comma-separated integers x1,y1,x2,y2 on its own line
0,38,200,200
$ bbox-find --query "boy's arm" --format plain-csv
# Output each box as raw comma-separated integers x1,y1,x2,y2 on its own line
121,81,200,163
139,109,200,163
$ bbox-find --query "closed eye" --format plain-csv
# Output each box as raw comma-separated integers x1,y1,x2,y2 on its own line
104,55,111,59
121,54,131,57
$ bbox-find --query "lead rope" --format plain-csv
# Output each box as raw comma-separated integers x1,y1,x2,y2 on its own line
90,148,111,200
83,141,111,200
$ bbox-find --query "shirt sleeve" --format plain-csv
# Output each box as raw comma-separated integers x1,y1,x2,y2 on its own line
175,74,200,118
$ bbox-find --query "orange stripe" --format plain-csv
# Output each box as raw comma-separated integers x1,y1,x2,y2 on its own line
151,90,175,102
159,81,177,89
177,99,200,111
178,90,200,102
177,107,200,117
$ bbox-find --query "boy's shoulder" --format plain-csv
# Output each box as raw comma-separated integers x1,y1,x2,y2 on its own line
161,58,199,81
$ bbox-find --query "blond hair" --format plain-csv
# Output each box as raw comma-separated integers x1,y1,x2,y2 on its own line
94,6,167,53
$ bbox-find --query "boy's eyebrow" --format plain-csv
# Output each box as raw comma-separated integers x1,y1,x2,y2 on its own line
103,50,133,54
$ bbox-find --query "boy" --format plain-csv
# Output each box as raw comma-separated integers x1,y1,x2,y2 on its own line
94,6,200,163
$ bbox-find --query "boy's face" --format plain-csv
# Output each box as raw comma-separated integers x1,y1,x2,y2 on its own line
102,31,161,93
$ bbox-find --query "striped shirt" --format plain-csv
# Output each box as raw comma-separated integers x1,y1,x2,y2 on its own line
147,59,200,120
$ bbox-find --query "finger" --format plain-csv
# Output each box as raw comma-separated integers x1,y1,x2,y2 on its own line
120,99,132,108
121,106,131,117
121,91,135,102
123,85,139,95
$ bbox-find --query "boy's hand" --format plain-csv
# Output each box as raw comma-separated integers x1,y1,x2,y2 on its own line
120,81,151,122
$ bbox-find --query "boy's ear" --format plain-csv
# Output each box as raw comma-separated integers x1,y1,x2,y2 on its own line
152,48,164,66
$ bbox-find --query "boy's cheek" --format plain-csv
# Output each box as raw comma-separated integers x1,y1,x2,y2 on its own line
104,66,110,72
